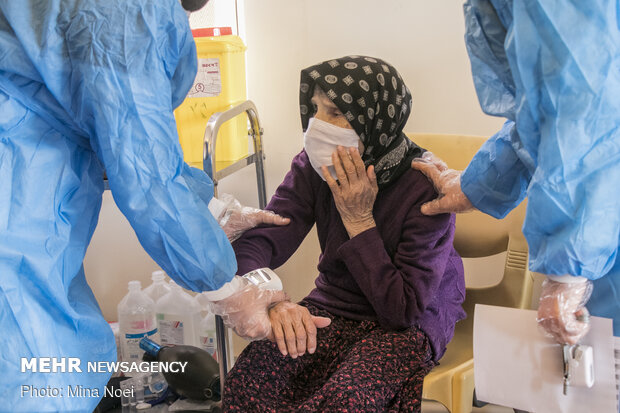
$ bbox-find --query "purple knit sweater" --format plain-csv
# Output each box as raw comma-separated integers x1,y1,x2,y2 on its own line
232,150,466,360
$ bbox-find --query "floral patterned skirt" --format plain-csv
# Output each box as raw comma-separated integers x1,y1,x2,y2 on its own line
223,301,436,412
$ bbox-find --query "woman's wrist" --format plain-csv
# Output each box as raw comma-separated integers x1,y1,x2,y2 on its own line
344,216,376,238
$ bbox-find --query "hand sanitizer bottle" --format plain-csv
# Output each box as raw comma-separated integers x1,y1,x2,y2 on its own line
197,311,218,360
155,282,202,346
117,281,157,365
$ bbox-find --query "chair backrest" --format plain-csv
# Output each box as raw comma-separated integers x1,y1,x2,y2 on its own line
408,133,532,310
416,133,534,412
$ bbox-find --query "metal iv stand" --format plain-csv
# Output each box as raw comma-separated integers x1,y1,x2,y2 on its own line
202,100,267,396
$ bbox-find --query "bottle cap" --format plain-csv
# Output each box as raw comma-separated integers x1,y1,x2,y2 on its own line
151,270,166,282
139,337,162,357
128,280,141,291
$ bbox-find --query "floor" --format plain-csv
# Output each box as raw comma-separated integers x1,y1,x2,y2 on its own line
422,400,515,413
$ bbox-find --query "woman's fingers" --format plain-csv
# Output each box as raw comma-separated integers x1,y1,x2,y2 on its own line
268,302,332,359
269,302,297,357
367,165,378,191
299,310,317,355
329,146,363,188
322,165,340,194
331,150,349,188
282,316,299,359
293,311,308,357
349,147,366,178
311,316,332,328
270,319,288,356
338,146,358,181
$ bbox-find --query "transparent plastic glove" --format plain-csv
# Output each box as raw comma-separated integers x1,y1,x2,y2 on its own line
217,193,290,242
411,152,474,215
204,276,287,340
537,277,593,345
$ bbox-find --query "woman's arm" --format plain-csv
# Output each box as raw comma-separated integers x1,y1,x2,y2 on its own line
460,120,532,218
326,147,456,330
232,151,318,274
233,151,332,356
338,209,454,330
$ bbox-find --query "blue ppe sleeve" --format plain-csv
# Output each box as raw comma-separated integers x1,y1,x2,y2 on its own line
0,0,236,291
463,0,516,120
589,262,620,337
462,0,535,218
463,0,620,280
461,120,531,218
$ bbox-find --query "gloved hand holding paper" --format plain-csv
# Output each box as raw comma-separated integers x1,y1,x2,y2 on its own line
473,304,616,413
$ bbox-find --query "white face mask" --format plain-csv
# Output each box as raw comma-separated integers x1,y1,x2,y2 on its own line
303,118,360,180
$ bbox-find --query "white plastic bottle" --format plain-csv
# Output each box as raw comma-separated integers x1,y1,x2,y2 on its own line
143,270,171,303
197,312,218,360
117,281,158,364
155,282,202,346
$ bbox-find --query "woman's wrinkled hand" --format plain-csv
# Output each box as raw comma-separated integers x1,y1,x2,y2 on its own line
267,301,331,359
322,146,378,238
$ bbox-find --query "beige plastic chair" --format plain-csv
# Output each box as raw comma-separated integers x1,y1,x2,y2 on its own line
408,133,534,413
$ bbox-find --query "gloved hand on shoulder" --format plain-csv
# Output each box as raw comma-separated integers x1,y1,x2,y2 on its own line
411,151,474,215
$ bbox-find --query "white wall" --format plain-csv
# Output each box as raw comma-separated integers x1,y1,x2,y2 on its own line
84,1,505,337
239,0,505,194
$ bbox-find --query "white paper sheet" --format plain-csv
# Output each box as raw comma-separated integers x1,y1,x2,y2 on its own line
473,304,617,413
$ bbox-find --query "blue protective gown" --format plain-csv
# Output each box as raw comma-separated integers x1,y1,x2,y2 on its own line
461,0,620,335
0,1,236,411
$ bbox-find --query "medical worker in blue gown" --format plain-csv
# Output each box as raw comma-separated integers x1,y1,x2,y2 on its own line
413,0,620,349
0,1,293,411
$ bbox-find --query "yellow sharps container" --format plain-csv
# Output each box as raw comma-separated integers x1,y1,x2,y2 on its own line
175,28,248,168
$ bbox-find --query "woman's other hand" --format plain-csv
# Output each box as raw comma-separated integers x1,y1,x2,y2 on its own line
322,146,378,238
268,301,331,358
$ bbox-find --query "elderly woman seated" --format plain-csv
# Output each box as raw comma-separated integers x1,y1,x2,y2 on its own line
223,56,466,412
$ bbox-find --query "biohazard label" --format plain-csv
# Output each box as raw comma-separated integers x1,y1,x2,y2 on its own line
188,58,221,98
